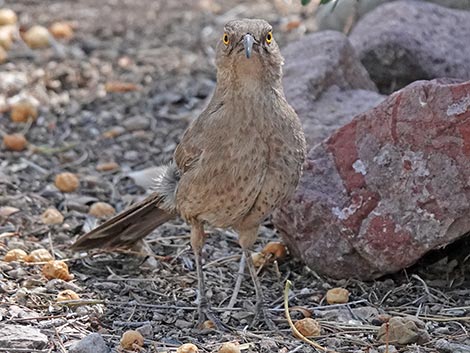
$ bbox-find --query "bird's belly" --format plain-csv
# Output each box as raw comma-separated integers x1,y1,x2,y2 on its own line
234,153,302,231
175,136,268,228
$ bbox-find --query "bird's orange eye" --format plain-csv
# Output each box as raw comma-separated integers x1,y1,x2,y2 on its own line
223,33,229,45
266,31,273,44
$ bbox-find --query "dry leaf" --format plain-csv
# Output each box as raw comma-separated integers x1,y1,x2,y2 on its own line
54,172,79,192
96,161,119,172
102,126,125,138
3,249,27,262
105,81,139,93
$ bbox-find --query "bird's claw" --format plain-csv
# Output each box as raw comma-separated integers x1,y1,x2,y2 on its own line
251,303,278,331
197,305,230,332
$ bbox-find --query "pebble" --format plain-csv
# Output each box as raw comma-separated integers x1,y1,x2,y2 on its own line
377,317,430,345
435,339,470,353
0,324,48,349
123,116,150,131
136,323,154,338
69,333,110,353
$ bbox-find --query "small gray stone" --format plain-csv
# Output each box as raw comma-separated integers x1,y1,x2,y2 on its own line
378,345,398,353
174,319,192,329
0,324,48,349
436,339,470,353
136,324,153,338
377,317,430,345
69,333,110,353
123,116,150,131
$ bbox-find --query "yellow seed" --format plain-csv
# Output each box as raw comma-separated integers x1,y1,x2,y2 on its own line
23,25,50,49
88,202,115,218
57,289,80,302
326,287,350,304
120,330,144,350
294,318,321,337
0,9,17,26
42,260,73,281
41,208,64,225
25,249,53,262
176,343,199,353
54,172,79,193
3,133,27,151
3,249,27,262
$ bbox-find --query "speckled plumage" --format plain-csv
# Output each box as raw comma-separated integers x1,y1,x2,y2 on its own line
72,19,306,328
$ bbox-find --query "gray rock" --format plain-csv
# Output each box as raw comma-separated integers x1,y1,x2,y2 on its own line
282,31,384,147
378,317,430,345
136,323,154,338
350,1,470,92
69,333,110,353
0,324,48,349
436,338,470,353
315,0,392,32
273,79,470,279
315,0,470,32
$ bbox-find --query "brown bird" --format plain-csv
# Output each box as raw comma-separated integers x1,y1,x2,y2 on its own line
72,19,306,329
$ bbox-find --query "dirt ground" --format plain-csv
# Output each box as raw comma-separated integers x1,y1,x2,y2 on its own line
1,0,469,352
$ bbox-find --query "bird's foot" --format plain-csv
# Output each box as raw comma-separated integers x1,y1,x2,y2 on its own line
197,304,230,332
251,303,278,331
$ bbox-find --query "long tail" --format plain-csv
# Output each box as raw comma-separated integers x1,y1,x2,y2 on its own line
72,193,176,250
72,164,180,250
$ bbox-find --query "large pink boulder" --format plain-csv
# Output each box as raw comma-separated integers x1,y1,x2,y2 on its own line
273,79,470,279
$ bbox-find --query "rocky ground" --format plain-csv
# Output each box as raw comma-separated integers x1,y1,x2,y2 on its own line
1,0,469,352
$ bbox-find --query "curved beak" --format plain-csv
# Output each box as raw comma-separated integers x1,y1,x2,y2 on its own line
243,33,254,59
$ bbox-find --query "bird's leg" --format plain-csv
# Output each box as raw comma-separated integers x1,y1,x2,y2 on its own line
227,251,246,309
239,227,277,330
190,222,226,331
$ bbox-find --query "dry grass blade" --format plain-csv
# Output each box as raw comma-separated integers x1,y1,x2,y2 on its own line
284,280,336,353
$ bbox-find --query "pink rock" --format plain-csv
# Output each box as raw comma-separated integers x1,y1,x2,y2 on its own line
273,79,470,279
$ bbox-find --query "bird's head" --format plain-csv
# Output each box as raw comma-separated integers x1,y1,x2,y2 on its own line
215,19,284,85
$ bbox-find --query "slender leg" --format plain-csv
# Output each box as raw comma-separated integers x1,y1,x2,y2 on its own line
190,221,226,330
227,251,246,309
238,227,277,330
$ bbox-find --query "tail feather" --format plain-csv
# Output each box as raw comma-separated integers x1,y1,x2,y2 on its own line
72,193,175,250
